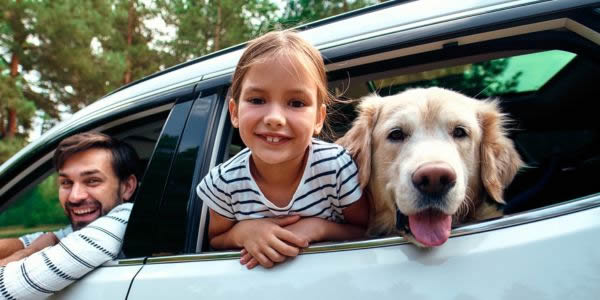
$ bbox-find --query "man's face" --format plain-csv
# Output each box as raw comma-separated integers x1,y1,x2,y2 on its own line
58,148,126,230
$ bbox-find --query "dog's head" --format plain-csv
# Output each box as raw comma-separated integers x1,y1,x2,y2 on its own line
337,87,522,247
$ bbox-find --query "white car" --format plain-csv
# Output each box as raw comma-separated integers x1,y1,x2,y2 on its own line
1,0,599,299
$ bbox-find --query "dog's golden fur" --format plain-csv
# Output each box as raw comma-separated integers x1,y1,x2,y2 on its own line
337,87,523,246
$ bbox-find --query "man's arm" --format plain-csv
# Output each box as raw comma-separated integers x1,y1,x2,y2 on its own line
0,239,24,260
0,203,132,299
0,233,59,266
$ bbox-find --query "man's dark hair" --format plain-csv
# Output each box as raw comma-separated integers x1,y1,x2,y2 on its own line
53,132,139,181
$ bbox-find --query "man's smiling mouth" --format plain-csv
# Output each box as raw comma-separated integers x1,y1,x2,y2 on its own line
72,207,99,215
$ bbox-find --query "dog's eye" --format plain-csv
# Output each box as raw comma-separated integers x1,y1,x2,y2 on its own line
388,129,407,141
452,126,468,138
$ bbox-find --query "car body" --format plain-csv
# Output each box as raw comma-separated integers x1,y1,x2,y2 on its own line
1,0,600,299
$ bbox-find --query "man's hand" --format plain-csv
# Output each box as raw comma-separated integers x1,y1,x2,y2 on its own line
235,216,309,270
0,233,59,266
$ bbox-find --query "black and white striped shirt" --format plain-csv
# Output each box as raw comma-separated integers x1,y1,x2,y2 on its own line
197,140,362,222
0,203,132,300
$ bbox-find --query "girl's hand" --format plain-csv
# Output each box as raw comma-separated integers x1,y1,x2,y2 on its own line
284,217,327,243
235,216,308,269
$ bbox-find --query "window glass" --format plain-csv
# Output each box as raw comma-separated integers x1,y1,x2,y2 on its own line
0,112,168,240
370,50,576,98
0,174,68,238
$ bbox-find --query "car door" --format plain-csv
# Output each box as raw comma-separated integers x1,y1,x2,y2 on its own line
46,85,200,299
127,2,600,299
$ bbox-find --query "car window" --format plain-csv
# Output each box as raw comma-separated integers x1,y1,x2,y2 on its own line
329,45,600,216
368,50,576,97
0,174,67,238
0,112,168,240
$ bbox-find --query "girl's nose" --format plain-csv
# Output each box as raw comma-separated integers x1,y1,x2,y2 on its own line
264,104,285,128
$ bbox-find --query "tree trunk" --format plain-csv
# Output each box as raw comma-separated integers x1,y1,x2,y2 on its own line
0,113,5,137
124,0,135,84
7,52,20,137
214,0,222,51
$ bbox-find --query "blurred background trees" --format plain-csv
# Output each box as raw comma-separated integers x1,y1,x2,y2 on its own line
1,0,385,164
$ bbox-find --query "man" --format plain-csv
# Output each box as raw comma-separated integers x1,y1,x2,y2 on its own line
0,132,138,299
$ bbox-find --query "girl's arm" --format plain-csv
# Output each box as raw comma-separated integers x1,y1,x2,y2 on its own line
284,193,370,243
208,209,309,268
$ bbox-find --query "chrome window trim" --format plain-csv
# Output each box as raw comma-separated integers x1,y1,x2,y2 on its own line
0,103,173,198
147,193,600,264
113,258,146,266
327,18,600,72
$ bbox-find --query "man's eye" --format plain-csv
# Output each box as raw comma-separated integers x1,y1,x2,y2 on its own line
289,100,305,108
248,97,265,105
87,178,102,185
60,180,72,187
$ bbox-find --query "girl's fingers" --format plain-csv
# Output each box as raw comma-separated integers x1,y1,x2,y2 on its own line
253,252,274,268
263,246,286,263
269,237,301,257
246,257,259,269
240,252,253,265
275,227,309,248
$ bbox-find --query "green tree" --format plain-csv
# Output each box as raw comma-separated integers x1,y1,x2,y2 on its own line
0,0,37,150
156,0,278,66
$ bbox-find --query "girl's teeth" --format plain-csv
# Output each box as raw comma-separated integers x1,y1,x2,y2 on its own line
267,136,281,143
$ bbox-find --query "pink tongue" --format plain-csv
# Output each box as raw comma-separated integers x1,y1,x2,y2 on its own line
408,209,452,247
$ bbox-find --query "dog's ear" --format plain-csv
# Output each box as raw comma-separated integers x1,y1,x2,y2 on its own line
478,100,523,204
336,96,381,189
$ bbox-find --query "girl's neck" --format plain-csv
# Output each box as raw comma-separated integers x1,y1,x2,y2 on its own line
250,147,309,187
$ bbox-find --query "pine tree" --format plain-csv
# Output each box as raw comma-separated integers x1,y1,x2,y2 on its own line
155,0,278,66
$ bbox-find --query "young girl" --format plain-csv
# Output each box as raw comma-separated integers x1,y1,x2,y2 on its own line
196,30,369,269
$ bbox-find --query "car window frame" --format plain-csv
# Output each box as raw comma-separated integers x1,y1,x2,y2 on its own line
174,14,600,260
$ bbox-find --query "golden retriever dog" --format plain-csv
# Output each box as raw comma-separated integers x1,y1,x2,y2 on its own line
337,87,523,247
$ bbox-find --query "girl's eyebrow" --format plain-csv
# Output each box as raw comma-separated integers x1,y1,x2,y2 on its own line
243,86,312,95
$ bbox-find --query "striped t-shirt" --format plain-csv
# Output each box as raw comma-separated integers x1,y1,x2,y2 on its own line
196,139,362,222
0,203,131,299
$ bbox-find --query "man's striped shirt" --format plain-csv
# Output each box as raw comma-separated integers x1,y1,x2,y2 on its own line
0,203,132,300
196,140,362,222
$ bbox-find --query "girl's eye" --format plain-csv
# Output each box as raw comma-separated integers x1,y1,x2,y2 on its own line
452,126,468,138
289,100,305,108
248,98,265,105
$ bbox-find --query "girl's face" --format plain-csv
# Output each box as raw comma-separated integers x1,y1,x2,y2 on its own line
229,55,326,169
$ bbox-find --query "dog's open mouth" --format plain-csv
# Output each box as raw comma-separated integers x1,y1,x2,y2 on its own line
397,208,452,247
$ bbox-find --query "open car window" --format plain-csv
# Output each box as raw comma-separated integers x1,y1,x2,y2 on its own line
329,45,599,217
0,112,168,240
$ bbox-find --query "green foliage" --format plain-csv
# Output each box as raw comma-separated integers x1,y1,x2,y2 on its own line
156,0,278,66
382,59,523,99
0,174,68,228
0,136,28,164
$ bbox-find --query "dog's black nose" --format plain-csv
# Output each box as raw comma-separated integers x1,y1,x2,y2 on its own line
412,162,457,196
